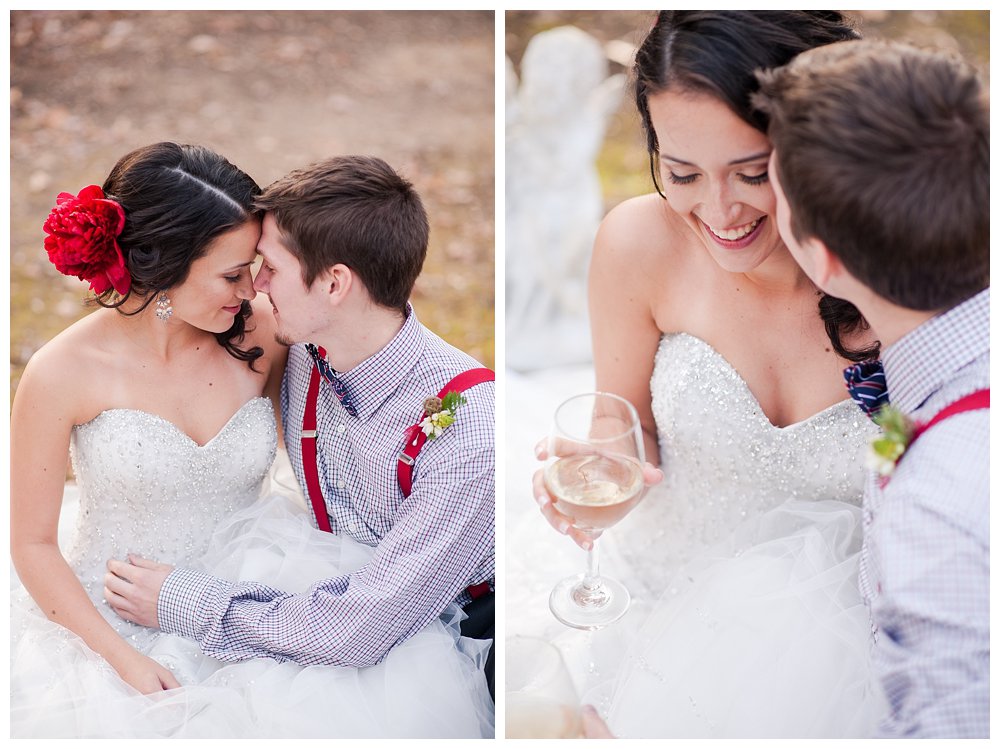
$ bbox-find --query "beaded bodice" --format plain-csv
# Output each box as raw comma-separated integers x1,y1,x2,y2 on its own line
612,333,875,594
63,397,276,637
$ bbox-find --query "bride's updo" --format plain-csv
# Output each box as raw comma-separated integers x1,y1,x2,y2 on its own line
634,11,878,362
101,141,263,367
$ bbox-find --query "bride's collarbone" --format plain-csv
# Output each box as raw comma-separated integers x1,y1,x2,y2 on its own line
76,356,264,440
120,357,258,399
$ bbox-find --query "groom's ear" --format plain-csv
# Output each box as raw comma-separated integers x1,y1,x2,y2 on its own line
807,237,848,291
323,264,354,305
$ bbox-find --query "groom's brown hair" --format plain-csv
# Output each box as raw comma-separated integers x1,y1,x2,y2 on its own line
255,155,428,314
754,40,988,311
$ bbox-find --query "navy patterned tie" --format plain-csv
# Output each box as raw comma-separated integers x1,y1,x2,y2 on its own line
843,359,889,418
305,343,358,417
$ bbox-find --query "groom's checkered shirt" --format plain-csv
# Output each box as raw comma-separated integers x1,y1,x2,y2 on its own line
159,306,494,668
859,289,989,738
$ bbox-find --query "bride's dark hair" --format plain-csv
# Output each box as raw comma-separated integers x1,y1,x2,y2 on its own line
98,141,263,368
634,10,879,362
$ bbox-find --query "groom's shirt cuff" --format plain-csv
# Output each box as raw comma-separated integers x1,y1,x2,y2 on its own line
159,567,223,640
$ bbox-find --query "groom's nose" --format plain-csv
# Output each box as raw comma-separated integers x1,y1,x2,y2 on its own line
238,270,256,300
253,267,270,294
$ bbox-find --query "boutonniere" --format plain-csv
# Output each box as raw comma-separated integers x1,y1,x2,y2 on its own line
418,391,467,440
866,405,915,480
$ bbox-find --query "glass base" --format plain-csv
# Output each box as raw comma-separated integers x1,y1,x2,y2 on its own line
548,573,630,630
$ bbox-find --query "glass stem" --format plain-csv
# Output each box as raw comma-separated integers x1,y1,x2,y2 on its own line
572,535,611,610
582,536,601,590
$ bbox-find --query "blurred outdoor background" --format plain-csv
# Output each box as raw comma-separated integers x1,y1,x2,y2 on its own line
10,10,495,403
507,9,989,216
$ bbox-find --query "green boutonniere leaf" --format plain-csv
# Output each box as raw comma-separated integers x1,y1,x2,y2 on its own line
442,390,467,413
867,405,915,477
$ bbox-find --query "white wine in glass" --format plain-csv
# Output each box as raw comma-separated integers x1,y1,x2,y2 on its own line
545,453,644,531
545,392,645,629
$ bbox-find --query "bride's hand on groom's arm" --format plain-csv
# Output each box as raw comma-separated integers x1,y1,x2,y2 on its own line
104,554,174,629
532,438,663,550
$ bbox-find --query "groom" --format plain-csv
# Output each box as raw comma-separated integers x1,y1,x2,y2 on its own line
105,155,495,695
756,40,988,737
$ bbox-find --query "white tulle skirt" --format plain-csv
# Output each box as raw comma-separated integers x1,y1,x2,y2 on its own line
602,498,887,738
11,487,494,738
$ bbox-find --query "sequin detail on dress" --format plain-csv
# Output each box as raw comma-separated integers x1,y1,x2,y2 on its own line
611,333,875,596
64,397,276,645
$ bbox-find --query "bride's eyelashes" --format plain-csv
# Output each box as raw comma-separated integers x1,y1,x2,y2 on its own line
665,170,770,186
740,171,769,186
667,171,697,185
224,266,255,283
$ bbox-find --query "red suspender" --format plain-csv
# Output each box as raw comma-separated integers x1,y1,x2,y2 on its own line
301,350,332,533
397,367,495,497
300,363,494,532
912,388,989,444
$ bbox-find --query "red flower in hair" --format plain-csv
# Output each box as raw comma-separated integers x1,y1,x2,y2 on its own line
43,185,130,295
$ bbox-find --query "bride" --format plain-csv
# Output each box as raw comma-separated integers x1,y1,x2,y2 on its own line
10,142,492,738
517,11,888,737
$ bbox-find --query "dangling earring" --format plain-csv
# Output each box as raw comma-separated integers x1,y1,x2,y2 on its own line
155,292,173,322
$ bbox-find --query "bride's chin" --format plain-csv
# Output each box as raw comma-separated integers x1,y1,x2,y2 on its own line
196,319,241,336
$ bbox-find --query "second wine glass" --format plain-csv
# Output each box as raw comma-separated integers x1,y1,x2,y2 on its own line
545,391,645,629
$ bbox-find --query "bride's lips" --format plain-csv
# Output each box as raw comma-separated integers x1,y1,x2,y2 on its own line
700,216,766,250
222,304,242,315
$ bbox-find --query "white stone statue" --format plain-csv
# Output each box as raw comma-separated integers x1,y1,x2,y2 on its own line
506,25,625,371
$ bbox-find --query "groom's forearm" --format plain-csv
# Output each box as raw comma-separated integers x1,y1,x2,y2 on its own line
158,444,495,667
158,526,492,667
158,560,466,668
157,568,344,664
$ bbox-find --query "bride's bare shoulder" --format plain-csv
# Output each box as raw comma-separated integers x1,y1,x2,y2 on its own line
593,193,693,276
15,310,120,419
28,310,119,368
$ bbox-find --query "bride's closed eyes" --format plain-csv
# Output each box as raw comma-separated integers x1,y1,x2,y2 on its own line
666,169,769,187
223,265,254,283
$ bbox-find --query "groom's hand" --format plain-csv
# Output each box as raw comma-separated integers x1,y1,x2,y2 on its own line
533,438,663,550
104,554,174,629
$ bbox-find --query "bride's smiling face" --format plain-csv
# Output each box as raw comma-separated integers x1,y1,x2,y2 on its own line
168,220,260,333
649,88,784,273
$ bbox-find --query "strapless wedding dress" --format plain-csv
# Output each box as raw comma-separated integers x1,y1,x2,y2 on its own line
604,334,887,737
505,334,886,737
10,397,493,738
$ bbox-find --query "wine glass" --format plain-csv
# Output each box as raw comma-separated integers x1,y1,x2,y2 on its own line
545,392,645,629
505,635,581,739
